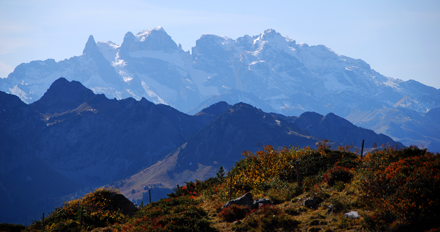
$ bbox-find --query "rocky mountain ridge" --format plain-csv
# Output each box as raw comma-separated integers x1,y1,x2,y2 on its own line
0,27,438,151
0,78,402,224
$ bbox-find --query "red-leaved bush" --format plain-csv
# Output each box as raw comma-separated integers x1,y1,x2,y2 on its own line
218,205,250,222
362,149,440,229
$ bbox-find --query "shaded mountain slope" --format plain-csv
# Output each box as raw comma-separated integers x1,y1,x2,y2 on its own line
29,78,205,186
118,103,320,202
0,78,406,224
0,92,80,225
292,112,404,150
176,103,317,170
117,102,404,204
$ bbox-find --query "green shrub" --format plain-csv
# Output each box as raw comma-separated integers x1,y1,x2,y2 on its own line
125,196,217,232
267,181,303,204
0,223,25,232
323,165,354,187
285,207,300,216
233,205,300,231
26,187,126,231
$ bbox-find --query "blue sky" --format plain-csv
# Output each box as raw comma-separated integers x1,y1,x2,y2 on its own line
1,0,439,88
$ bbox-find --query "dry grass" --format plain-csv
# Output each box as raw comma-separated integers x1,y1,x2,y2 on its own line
196,180,368,232
282,192,364,231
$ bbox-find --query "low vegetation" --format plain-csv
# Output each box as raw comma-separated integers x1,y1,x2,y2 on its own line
10,144,440,231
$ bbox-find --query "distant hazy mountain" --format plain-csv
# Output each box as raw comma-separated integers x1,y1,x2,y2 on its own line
0,78,402,224
1,27,438,150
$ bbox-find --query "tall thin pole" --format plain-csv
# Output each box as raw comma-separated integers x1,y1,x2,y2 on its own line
361,139,365,159
296,160,302,187
80,206,83,226
149,188,151,204
229,175,233,200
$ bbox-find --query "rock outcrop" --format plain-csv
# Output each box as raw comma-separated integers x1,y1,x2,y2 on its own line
222,192,273,210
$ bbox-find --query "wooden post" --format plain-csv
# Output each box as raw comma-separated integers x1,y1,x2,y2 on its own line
149,188,151,204
296,160,302,187
80,206,83,226
229,175,233,200
361,139,365,159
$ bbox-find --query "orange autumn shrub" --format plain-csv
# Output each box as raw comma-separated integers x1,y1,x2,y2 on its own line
361,148,440,229
167,181,200,198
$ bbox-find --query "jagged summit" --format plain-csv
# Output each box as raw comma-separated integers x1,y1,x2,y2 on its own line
136,26,166,40
120,26,178,53
258,28,290,41
2,28,440,151
83,35,99,55
122,31,136,42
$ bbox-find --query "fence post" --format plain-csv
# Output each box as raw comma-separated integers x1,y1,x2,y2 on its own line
229,175,233,200
361,139,365,159
80,206,83,226
296,160,302,188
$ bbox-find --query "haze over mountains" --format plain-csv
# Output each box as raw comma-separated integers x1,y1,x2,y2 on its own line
1,78,402,224
1,27,439,151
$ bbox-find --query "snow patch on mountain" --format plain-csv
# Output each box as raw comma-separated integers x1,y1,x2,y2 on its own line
140,80,167,104
97,41,120,63
135,26,165,42
384,78,401,89
112,54,132,84
9,85,30,102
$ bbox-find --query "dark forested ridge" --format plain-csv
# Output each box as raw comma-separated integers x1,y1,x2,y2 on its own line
1,78,403,225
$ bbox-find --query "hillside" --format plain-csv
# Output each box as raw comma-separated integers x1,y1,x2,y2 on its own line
16,145,440,232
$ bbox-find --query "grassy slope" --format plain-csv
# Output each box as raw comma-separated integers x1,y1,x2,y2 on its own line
19,145,440,232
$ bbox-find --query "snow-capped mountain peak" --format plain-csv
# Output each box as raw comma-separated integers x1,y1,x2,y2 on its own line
257,28,294,44
135,26,166,41
1,28,440,152
120,26,178,53
248,29,298,59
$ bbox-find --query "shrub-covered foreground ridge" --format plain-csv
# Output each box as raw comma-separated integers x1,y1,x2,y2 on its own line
17,145,440,231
